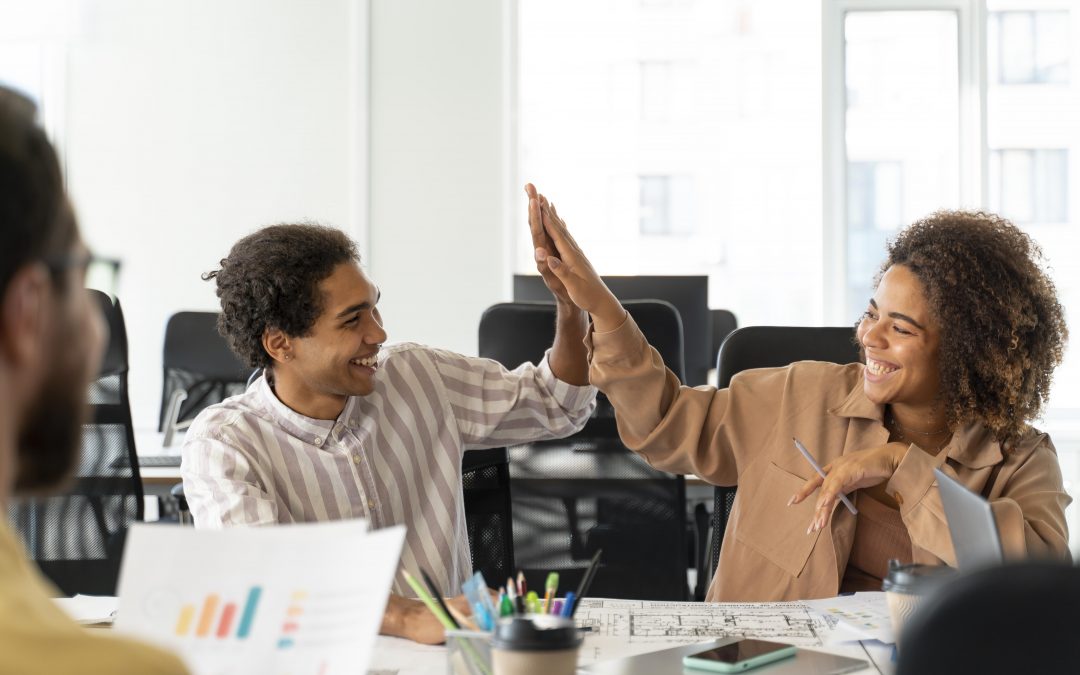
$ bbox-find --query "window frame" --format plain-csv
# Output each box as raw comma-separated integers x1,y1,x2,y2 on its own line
822,0,987,325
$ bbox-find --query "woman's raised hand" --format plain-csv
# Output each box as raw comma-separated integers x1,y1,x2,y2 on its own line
524,183,625,331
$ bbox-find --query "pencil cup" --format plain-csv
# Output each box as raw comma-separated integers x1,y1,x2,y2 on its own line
445,629,493,675
881,560,955,646
490,615,583,675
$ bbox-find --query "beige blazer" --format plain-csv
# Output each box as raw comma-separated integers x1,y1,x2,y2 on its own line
587,315,1071,602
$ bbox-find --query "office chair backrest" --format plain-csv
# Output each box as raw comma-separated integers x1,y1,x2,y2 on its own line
897,561,1080,674
8,290,143,596
479,299,691,601
705,326,861,595
709,309,738,365
479,300,686,381
480,299,686,435
461,448,515,584
160,311,251,431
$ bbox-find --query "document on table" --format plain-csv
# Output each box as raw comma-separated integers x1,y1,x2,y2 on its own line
115,520,404,675
805,592,895,644
572,598,844,665
53,594,119,625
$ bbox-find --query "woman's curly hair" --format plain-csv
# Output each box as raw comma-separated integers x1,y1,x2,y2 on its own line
203,224,359,369
880,210,1068,445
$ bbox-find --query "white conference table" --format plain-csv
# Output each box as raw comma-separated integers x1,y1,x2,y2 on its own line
367,633,895,675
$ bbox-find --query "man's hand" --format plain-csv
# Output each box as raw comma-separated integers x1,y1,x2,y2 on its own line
789,442,909,533
380,593,472,645
523,183,624,332
525,183,572,307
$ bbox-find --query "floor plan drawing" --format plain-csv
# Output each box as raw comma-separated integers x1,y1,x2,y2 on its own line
573,598,834,648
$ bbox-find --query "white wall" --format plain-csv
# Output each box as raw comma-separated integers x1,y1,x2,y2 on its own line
368,0,510,358
63,0,366,428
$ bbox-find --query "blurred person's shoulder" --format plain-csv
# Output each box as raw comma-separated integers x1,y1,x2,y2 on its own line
0,519,188,674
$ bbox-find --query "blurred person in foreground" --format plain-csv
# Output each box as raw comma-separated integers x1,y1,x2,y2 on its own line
525,182,1071,601
0,86,187,673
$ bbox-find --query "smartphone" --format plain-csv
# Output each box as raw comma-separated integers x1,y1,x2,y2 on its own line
682,639,797,672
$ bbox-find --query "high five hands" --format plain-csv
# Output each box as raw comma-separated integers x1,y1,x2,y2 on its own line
524,183,626,332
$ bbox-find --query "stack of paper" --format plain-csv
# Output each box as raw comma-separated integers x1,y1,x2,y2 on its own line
804,592,895,644
53,594,118,625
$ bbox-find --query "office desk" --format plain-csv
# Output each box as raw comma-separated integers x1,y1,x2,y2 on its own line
132,430,183,497
366,634,894,675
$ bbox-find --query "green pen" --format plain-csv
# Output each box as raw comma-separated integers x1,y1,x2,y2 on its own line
543,572,559,614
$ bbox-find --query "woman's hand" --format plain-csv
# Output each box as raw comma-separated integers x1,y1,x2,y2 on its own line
789,442,910,534
523,183,625,331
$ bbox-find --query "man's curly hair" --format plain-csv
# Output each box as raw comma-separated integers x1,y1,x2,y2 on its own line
879,211,1068,446
203,224,359,369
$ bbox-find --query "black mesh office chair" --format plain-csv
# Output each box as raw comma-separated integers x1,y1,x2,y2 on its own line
461,448,515,585
702,326,861,598
8,291,143,596
159,311,251,442
479,300,690,601
897,562,1080,674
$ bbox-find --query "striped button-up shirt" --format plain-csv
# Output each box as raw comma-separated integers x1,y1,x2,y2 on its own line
181,343,595,596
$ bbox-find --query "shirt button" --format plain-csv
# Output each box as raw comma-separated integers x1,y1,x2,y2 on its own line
893,491,905,506
367,499,375,509
313,437,323,446
352,454,361,465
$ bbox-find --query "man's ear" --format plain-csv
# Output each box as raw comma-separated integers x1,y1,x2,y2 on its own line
0,264,50,368
262,327,294,364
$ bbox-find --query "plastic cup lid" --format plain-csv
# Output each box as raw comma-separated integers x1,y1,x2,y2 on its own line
491,615,583,652
881,560,956,594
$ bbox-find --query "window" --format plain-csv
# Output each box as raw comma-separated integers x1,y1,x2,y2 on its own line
517,0,823,322
640,61,672,122
639,175,695,235
989,149,1069,224
839,10,960,320
990,11,1070,85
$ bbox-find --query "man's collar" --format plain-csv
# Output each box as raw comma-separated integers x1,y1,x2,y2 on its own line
256,374,337,443
828,368,1003,469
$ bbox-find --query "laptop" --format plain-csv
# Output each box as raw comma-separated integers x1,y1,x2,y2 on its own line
933,467,1005,569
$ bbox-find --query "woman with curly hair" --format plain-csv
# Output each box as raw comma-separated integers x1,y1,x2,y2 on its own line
524,183,1071,601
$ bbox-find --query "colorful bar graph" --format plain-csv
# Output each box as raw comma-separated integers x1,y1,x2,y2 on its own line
175,605,196,636
216,603,238,638
174,586,264,641
237,586,262,639
196,594,220,637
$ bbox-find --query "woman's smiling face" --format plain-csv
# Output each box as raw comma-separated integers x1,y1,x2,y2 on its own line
857,264,942,408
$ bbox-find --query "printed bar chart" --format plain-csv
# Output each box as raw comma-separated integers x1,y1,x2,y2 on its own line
174,587,262,640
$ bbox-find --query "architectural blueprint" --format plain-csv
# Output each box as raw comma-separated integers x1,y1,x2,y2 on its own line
574,598,836,647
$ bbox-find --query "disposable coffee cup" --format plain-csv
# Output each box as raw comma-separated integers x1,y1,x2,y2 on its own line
881,560,955,645
490,615,583,675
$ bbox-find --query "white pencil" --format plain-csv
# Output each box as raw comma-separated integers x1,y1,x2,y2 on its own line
793,437,858,514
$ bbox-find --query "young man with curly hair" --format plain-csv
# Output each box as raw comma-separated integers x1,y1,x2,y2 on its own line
182,193,595,644
0,86,187,674
527,185,1071,601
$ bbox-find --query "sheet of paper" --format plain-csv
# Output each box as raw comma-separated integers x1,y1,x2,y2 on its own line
115,520,404,675
53,594,119,624
571,598,843,665
805,592,895,644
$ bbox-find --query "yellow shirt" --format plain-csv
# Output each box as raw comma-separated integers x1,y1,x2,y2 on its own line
587,314,1072,602
0,514,188,675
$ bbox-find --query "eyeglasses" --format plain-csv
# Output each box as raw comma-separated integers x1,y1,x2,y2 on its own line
43,253,123,298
